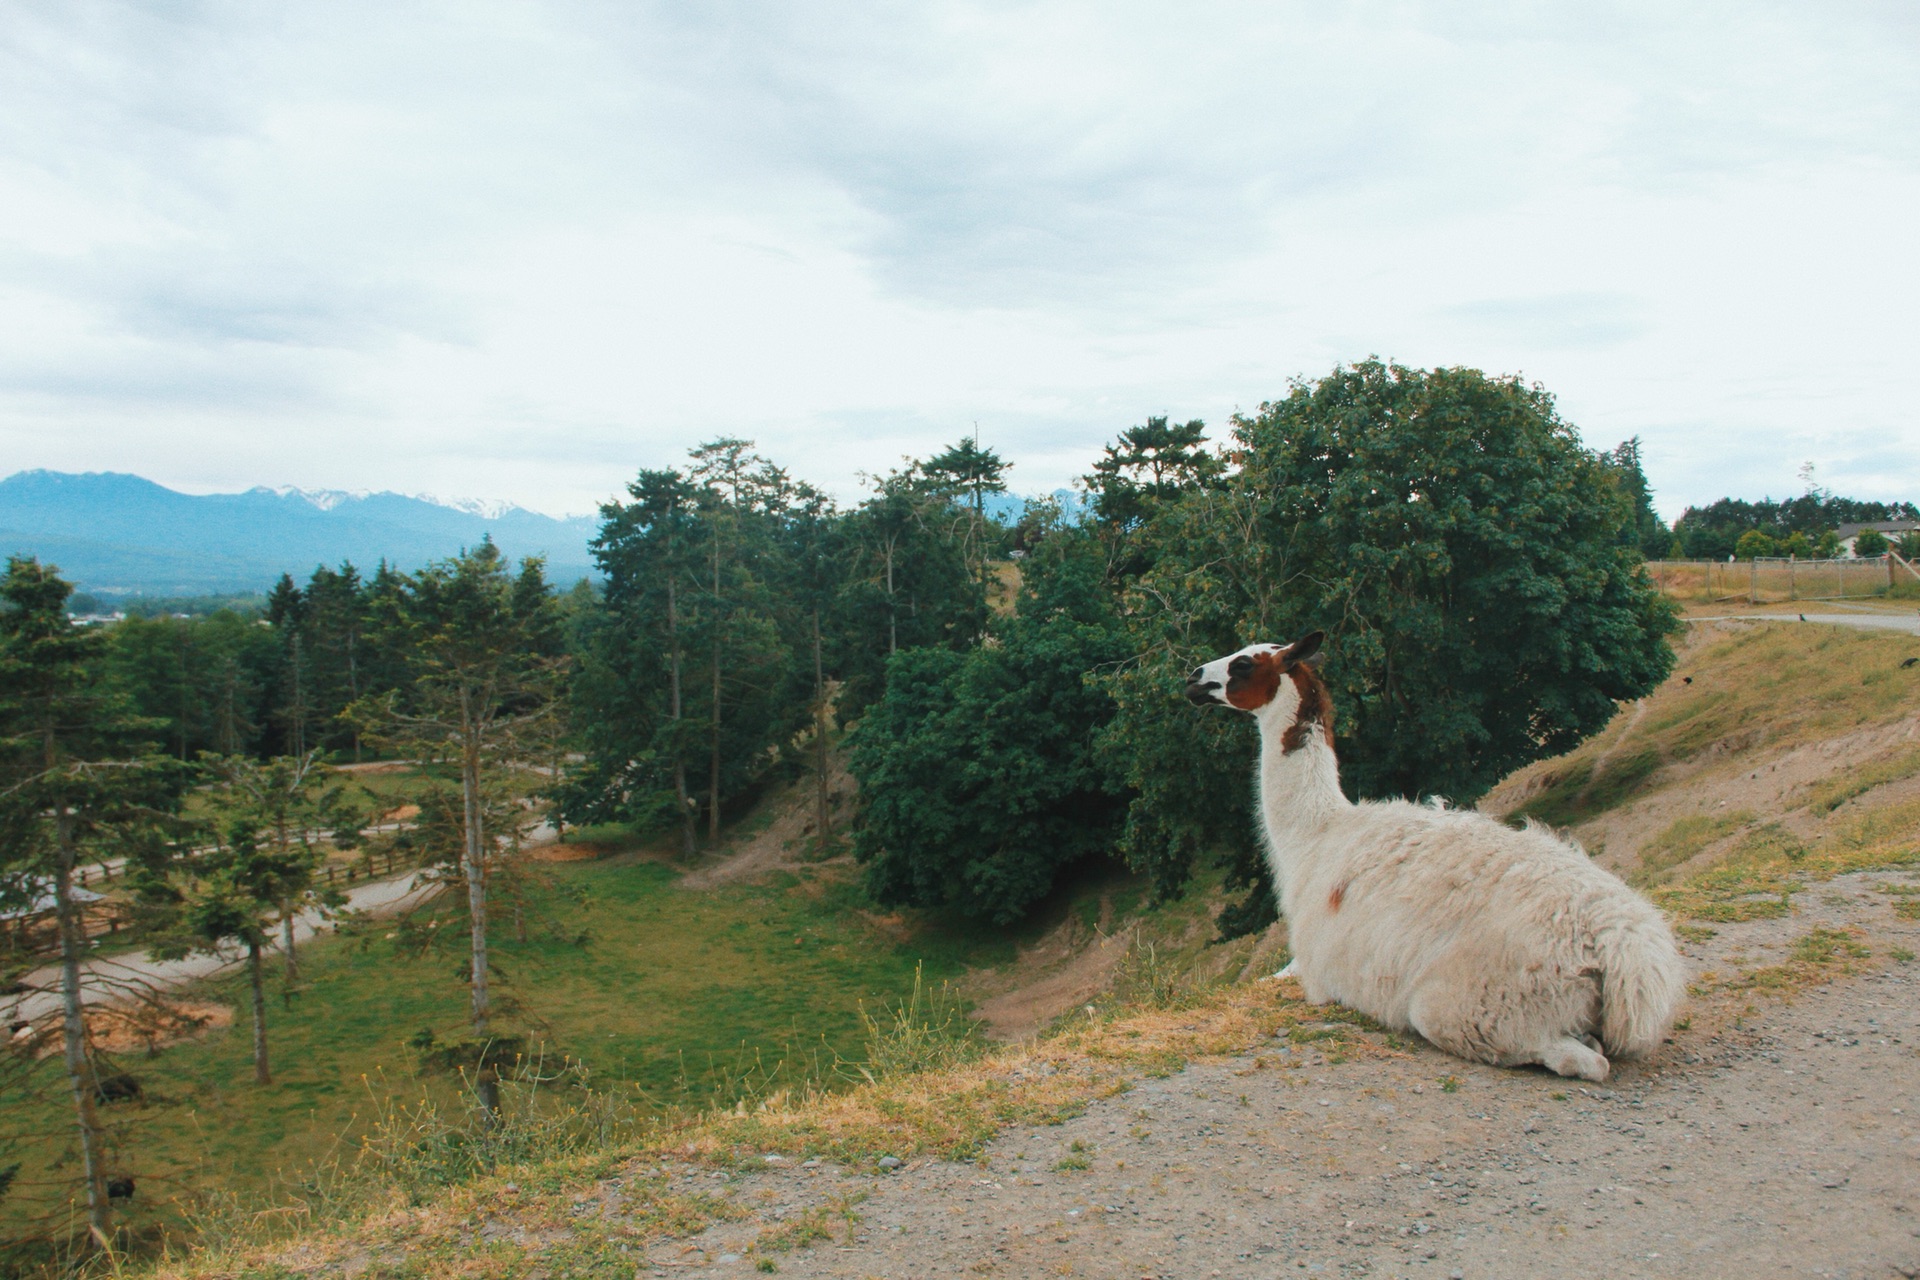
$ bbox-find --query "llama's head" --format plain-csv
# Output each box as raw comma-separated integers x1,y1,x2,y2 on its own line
1184,632,1332,748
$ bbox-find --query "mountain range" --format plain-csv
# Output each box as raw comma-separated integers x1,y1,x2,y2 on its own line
0,471,598,597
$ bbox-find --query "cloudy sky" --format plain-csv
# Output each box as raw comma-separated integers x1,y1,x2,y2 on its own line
2,1,1915,520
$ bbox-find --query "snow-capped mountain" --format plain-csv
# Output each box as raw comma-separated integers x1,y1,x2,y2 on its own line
0,470,597,596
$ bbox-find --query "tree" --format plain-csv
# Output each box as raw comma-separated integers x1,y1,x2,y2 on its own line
195,752,355,983
1853,527,1890,557
687,439,802,842
348,542,565,1115
1086,416,1224,531
156,808,326,1085
1734,529,1777,560
784,483,843,846
266,573,314,757
573,469,704,854
923,433,1011,626
834,464,980,715
850,531,1129,923
1601,438,1670,562
1099,362,1677,929
0,558,191,1246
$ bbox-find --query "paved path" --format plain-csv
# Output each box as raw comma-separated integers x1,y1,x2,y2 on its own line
1691,610,1920,634
1,868,441,1026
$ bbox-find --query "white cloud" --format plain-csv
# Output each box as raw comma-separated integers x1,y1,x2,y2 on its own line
1,0,1916,520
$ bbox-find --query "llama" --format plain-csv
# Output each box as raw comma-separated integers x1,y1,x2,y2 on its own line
1185,633,1683,1082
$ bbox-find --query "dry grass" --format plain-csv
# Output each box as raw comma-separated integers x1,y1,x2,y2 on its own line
141,979,1391,1280
1502,623,1920,829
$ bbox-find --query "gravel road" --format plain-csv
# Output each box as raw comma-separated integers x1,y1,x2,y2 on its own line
639,872,1920,1279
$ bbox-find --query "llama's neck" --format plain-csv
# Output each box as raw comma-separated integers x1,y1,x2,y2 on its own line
1254,711,1349,882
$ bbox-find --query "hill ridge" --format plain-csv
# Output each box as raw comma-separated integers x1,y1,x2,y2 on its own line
0,469,598,594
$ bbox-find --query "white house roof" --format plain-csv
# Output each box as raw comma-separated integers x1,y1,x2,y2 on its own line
1835,519,1920,538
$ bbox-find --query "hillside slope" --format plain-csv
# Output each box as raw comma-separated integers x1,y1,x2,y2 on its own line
118,618,1920,1278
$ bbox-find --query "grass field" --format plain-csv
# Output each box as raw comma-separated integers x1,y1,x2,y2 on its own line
0,841,1013,1256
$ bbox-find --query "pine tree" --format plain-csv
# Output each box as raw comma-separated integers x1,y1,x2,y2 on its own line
347,543,564,1116
0,557,191,1246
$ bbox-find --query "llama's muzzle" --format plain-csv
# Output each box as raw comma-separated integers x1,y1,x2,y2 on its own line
1185,679,1221,706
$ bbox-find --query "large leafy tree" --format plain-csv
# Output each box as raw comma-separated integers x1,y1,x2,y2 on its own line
0,558,192,1245
1096,362,1678,931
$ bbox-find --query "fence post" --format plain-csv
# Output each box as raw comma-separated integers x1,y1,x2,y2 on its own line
1749,558,1757,604
1789,556,1796,601
1892,554,1899,592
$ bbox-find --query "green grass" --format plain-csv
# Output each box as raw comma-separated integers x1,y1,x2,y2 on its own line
0,851,1010,1251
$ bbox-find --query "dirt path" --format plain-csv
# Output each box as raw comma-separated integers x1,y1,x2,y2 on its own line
0,868,439,1027
633,872,1920,1279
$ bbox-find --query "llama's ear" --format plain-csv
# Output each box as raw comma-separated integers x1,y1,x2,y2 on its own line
1281,631,1324,669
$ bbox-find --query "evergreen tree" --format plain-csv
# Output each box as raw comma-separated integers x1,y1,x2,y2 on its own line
347,542,565,1115
1602,438,1671,561
833,464,979,715
0,558,192,1245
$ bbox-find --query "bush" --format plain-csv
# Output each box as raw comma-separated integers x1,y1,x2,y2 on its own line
1853,528,1890,557
850,538,1130,923
1734,529,1777,560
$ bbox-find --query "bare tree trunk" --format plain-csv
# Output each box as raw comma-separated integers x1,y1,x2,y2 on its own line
709,536,722,844
813,607,830,845
667,573,695,860
885,538,897,656
709,641,721,844
289,632,307,757
280,903,298,984
277,807,299,983
248,937,270,1084
458,690,500,1117
53,809,111,1246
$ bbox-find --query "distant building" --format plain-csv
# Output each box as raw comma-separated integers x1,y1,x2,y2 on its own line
1835,519,1920,557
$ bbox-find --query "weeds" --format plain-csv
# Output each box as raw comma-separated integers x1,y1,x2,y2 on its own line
1738,927,1872,992
753,1194,864,1255
845,964,978,1085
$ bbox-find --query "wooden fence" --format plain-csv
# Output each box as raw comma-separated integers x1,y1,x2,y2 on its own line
1648,555,1915,604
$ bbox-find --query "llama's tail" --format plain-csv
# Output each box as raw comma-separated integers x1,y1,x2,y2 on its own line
1596,913,1686,1060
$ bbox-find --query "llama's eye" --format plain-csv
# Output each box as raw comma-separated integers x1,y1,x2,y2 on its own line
1228,656,1254,677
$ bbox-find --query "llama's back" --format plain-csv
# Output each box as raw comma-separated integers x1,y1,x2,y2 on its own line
1282,803,1682,1060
